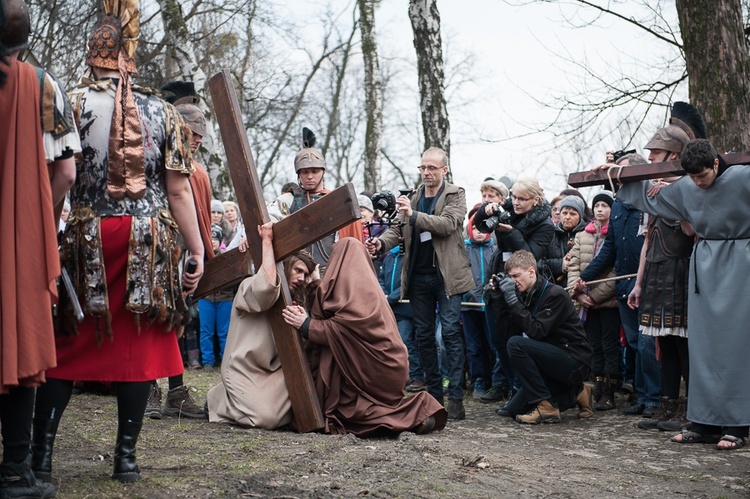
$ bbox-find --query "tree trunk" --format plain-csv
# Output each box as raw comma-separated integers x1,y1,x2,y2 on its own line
676,0,750,151
358,0,383,193
408,0,451,181
158,0,225,196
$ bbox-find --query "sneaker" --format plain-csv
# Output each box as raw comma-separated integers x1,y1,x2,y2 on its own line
405,380,427,393
144,383,162,420
621,402,645,416
479,385,505,403
163,386,208,419
0,456,56,499
446,400,465,421
202,364,215,372
472,379,486,399
516,400,560,424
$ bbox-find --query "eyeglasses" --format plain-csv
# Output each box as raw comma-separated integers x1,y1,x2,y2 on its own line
417,164,444,172
512,195,533,202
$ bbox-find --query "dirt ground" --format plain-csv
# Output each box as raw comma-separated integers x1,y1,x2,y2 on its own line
48,370,749,498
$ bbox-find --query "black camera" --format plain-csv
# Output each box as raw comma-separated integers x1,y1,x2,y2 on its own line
612,148,636,162
481,206,512,232
482,272,506,292
371,190,397,214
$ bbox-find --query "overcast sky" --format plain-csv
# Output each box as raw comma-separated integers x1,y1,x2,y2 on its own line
276,0,685,208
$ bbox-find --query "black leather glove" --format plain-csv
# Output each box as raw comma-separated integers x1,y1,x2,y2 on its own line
498,276,519,308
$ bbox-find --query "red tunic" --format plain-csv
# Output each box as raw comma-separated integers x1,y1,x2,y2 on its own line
47,216,183,381
0,60,59,393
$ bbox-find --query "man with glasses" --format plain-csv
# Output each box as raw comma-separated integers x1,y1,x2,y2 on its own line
366,147,474,420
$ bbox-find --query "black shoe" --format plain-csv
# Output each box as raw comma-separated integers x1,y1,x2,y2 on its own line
622,403,645,416
446,400,465,421
0,456,56,499
641,404,659,418
495,405,511,417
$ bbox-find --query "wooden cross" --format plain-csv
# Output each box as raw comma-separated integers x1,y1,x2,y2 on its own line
567,151,750,188
196,69,361,432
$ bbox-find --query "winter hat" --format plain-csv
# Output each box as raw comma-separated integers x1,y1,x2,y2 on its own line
211,224,223,241
211,199,224,214
357,194,374,214
480,179,509,199
592,190,614,209
559,195,585,218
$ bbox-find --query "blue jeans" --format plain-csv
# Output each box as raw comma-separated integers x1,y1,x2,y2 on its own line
198,299,232,366
461,310,493,384
396,317,422,381
408,273,464,402
618,300,661,406
507,336,588,410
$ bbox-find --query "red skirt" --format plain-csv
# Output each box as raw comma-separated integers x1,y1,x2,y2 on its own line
47,216,184,382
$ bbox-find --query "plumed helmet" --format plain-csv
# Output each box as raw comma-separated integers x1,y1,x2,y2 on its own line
294,126,325,172
176,103,207,138
644,124,691,154
0,0,31,53
294,148,326,172
85,15,136,73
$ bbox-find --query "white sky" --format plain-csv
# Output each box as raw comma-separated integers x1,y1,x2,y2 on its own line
276,0,685,208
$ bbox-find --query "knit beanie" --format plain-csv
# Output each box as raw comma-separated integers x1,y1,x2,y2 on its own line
211,199,225,214
480,179,509,199
559,195,585,218
591,190,614,209
357,194,374,214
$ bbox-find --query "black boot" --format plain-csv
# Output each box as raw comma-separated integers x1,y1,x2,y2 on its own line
30,418,59,484
112,420,142,483
594,375,616,411
0,455,55,499
638,397,677,430
590,372,602,402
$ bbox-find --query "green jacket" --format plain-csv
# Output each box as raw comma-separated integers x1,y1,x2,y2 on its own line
378,182,473,297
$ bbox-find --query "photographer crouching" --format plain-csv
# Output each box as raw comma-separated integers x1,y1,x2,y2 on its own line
491,251,594,424
474,178,554,404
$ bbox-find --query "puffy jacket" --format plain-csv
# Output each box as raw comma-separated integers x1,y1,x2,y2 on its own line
378,182,474,297
567,221,617,309
539,219,586,286
463,237,497,311
579,199,644,301
377,247,411,321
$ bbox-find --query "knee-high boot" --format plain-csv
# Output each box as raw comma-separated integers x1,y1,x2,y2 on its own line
30,417,60,483
112,420,143,483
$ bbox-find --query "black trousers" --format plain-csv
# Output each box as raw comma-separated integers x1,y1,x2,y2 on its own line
507,336,588,410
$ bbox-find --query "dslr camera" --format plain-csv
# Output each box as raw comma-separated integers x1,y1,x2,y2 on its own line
480,204,512,232
482,272,507,292
371,188,415,219
612,148,636,162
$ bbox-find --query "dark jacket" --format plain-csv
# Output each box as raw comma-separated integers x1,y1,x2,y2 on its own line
377,247,411,321
505,277,592,367
463,236,497,311
539,219,587,286
579,199,644,301
475,200,554,277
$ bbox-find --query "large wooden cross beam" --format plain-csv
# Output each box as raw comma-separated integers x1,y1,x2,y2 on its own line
198,69,361,432
567,151,750,188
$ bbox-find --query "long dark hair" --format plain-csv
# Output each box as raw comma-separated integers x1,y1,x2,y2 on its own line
283,250,316,309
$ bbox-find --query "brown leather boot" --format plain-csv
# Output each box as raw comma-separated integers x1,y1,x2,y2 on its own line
657,396,690,431
638,397,678,430
576,383,594,419
516,400,560,424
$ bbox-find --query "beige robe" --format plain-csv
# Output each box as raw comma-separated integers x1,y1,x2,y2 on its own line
207,267,292,429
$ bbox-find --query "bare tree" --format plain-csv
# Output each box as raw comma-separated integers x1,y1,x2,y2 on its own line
357,0,383,193
408,0,451,179
676,0,750,150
